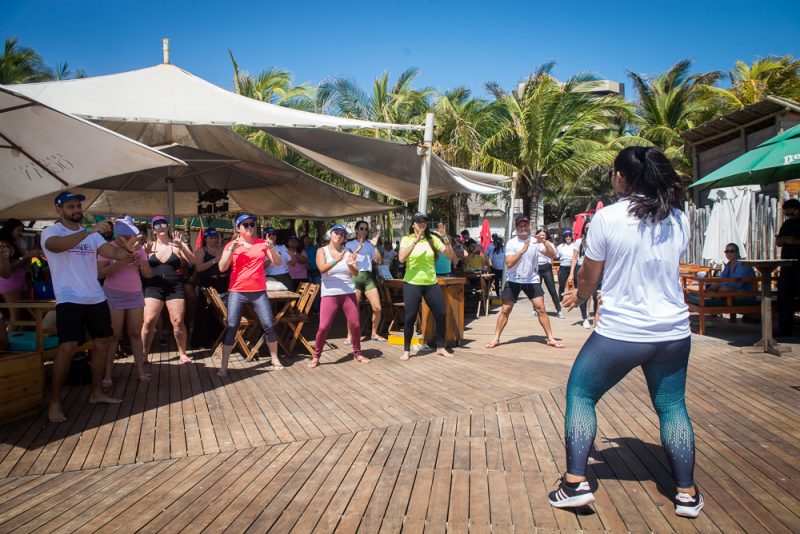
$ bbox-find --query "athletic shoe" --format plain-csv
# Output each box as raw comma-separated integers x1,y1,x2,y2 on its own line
582,318,592,329
674,489,704,518
531,311,538,318
557,310,565,319
548,477,595,508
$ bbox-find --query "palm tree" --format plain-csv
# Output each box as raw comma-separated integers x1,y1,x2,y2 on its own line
0,38,52,84
703,55,800,110
483,62,636,226
53,61,86,80
316,67,433,140
628,60,722,157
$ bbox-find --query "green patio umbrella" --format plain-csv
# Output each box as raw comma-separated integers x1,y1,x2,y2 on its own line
689,123,800,189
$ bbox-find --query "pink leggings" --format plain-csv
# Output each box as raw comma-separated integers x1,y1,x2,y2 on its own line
314,293,361,359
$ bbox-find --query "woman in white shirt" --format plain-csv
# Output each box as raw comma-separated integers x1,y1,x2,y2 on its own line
556,231,576,298
309,224,370,368
550,147,701,519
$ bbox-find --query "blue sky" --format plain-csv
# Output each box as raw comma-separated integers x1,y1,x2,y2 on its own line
3,0,799,100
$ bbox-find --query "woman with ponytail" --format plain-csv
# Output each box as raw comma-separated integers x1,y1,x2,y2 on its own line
397,212,455,360
551,147,702,519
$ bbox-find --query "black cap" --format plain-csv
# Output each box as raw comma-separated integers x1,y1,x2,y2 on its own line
411,212,428,223
514,214,529,226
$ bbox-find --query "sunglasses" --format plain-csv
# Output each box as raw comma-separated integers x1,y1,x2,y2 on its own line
357,226,368,231
153,223,168,229
724,249,737,254
240,222,256,228
266,231,277,235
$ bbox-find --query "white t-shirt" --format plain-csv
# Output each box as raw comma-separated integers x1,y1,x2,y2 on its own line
321,247,355,296
585,199,690,342
265,245,291,276
382,248,397,266
537,246,553,266
574,238,585,266
344,240,376,272
42,223,108,305
505,237,544,284
557,242,577,266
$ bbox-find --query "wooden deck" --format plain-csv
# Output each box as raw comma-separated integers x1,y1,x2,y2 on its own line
0,304,799,532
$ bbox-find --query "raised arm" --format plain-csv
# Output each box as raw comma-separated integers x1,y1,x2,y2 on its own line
45,220,111,253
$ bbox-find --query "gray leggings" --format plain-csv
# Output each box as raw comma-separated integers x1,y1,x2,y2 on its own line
224,291,277,345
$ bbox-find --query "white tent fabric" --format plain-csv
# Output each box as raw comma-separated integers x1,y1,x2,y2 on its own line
8,64,422,131
452,167,510,185
0,85,183,213
702,185,760,265
263,127,506,201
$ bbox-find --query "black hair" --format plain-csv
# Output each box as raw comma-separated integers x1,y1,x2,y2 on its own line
725,242,740,257
535,227,549,241
355,220,369,231
407,226,440,261
0,219,24,259
491,234,504,254
783,198,800,210
613,146,684,222
579,224,590,257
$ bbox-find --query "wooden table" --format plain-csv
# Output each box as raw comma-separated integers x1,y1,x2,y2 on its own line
458,272,494,316
383,278,466,347
740,259,796,356
0,300,56,355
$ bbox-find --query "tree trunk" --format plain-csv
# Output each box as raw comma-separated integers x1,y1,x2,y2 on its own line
313,220,325,243
457,193,470,232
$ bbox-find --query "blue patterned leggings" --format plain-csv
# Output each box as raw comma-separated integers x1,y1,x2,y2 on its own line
564,332,695,488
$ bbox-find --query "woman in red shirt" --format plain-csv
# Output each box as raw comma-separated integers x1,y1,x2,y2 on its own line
216,214,284,376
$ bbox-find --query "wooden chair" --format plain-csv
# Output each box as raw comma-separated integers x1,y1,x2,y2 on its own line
379,280,406,333
274,282,319,356
201,287,265,361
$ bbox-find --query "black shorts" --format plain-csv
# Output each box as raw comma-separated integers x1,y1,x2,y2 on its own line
143,278,185,301
56,301,113,343
501,281,544,303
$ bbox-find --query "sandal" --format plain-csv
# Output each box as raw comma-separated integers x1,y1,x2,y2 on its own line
307,358,320,369
370,335,387,342
271,358,285,370
343,340,352,345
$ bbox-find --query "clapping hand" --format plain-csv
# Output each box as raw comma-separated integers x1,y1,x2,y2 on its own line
437,222,447,235
144,241,156,256
265,236,274,247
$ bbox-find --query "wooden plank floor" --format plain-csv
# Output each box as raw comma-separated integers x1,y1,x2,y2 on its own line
0,302,798,532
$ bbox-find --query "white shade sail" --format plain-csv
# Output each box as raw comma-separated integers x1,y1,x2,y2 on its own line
0,85,184,213
263,127,507,201
10,64,422,131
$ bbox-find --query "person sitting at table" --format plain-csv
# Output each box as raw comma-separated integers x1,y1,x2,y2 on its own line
0,218,41,329
398,212,456,361
486,233,505,296
264,227,292,289
309,224,370,368
704,243,756,293
41,191,135,422
485,214,565,350
286,235,309,291
462,241,490,272
141,216,198,365
216,214,284,377
345,220,385,343
97,216,152,387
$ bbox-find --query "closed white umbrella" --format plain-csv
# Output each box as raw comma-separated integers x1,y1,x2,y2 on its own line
0,85,184,213
702,185,760,264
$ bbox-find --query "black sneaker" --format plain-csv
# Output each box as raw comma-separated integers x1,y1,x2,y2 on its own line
674,488,704,518
548,476,595,508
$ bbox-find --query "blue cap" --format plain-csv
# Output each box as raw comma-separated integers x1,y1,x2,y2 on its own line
264,227,277,234
54,191,86,207
330,224,347,235
562,229,573,236
113,215,140,237
151,215,168,226
235,214,255,227
203,227,218,237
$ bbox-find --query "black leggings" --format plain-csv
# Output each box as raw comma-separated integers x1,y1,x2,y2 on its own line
491,268,503,295
572,264,598,320
538,264,561,311
558,265,571,298
403,282,446,350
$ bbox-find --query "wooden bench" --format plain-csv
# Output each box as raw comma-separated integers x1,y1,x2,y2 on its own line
682,275,762,335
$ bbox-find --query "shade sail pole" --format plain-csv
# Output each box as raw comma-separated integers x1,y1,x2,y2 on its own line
502,172,518,292
417,113,435,213
166,177,175,227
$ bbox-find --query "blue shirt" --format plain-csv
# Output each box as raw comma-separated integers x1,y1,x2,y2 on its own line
434,250,452,275
486,243,505,269
720,261,756,291
304,245,319,271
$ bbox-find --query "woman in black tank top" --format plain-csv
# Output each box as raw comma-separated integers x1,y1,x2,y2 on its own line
141,216,198,365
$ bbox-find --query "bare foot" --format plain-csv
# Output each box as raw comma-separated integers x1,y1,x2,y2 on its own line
102,378,113,388
437,348,454,358
354,354,370,363
89,393,122,405
546,340,566,349
178,355,192,364
138,373,152,382
485,339,500,349
216,369,227,377
48,403,66,423
307,358,319,369
400,351,410,361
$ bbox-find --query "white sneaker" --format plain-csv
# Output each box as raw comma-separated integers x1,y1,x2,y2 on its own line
674,490,704,518
582,318,592,329
531,311,538,318
557,310,565,319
